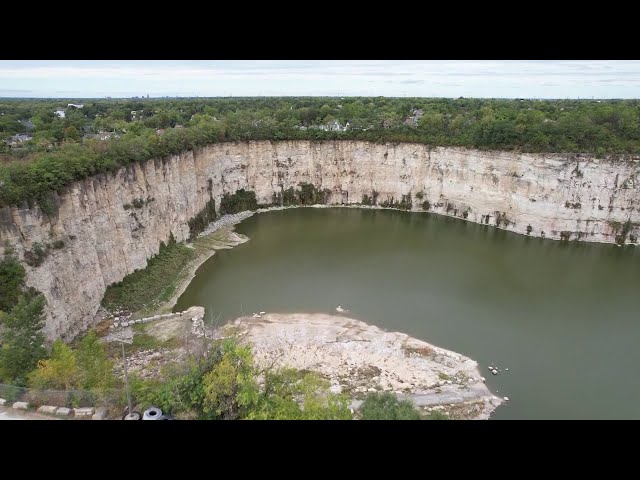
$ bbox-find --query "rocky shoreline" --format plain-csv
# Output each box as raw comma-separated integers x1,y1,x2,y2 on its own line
217,312,504,419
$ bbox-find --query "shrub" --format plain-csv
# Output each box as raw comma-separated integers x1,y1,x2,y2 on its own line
23,242,49,267
359,392,421,420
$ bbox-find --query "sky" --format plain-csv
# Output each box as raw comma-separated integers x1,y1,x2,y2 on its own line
0,60,638,99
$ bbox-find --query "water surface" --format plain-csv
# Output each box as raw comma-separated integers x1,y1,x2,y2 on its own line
175,208,640,419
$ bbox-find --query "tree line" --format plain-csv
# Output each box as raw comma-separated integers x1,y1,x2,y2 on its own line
2,96,640,211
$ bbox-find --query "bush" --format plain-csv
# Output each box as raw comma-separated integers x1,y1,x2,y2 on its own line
359,392,421,420
23,242,49,267
0,384,24,403
132,339,352,420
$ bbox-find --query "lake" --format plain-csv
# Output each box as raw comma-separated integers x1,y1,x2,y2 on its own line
175,207,640,419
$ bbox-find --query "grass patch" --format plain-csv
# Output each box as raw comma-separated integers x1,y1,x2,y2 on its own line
128,325,180,353
402,345,434,358
131,333,163,351
438,372,452,381
102,241,195,313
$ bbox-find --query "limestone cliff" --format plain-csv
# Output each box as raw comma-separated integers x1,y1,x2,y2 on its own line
0,141,638,339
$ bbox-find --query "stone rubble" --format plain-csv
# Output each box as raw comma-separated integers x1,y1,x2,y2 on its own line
198,211,255,237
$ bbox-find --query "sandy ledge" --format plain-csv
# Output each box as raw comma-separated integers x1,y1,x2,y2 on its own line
215,312,503,420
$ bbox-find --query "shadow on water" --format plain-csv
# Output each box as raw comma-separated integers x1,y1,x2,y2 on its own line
175,207,640,419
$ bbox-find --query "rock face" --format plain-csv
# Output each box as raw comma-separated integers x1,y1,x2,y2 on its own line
0,141,638,339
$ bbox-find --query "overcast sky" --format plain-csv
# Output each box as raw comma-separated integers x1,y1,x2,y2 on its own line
0,60,638,99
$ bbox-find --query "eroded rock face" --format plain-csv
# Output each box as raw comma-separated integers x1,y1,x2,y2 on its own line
0,141,638,339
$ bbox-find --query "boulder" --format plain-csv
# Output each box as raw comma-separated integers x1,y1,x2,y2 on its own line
37,405,58,415
12,401,29,410
56,407,71,417
92,407,109,420
0,398,6,406
74,407,95,417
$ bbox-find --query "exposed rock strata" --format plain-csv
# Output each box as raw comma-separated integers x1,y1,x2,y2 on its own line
0,141,638,338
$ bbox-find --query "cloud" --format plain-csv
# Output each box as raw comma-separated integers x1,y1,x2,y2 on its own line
1,60,640,98
0,89,33,94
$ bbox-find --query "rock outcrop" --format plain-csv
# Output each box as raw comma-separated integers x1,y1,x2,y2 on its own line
225,312,503,419
0,141,638,338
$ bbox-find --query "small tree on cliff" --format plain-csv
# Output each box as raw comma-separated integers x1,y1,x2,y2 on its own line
0,248,26,312
0,291,48,385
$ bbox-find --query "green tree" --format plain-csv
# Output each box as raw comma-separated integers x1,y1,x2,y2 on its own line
76,331,115,390
359,392,421,420
202,340,257,419
28,340,79,390
0,249,26,312
0,293,47,384
63,126,81,142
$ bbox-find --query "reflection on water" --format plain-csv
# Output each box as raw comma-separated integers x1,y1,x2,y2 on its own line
175,208,640,419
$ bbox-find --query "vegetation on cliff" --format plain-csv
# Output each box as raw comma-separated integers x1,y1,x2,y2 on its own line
188,199,217,240
0,248,48,385
268,182,332,207
2,96,640,211
220,189,258,214
102,233,195,313
0,248,26,312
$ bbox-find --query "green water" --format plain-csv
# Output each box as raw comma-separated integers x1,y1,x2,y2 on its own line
175,208,640,419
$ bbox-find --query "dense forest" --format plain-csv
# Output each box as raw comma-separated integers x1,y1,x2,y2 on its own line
1,96,640,210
